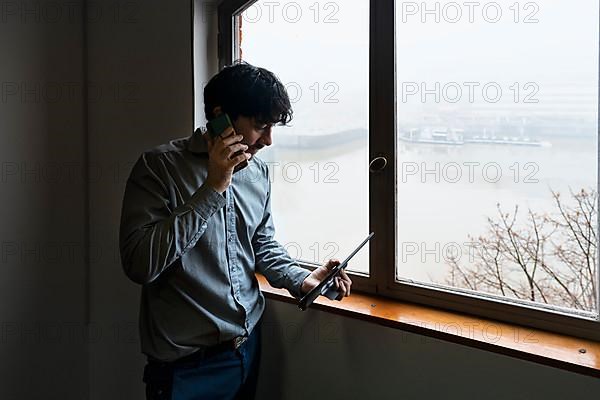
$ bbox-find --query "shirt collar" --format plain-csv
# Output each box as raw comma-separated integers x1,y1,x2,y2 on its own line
188,126,209,154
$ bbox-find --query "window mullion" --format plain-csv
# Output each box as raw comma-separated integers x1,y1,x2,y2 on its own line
370,0,396,294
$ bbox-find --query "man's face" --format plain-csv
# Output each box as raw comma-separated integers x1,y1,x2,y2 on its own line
231,115,273,159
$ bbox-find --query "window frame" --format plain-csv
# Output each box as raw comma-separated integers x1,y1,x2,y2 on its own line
216,0,600,341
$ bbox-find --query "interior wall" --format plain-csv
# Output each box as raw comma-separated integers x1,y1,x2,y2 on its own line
86,0,194,398
257,300,600,400
0,1,88,398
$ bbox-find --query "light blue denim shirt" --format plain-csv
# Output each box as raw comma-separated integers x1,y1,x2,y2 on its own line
119,128,311,362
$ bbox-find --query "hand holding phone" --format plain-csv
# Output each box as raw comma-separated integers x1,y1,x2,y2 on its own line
204,113,251,193
206,113,249,174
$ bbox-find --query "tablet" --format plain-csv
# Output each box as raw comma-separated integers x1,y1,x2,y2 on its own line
298,232,374,311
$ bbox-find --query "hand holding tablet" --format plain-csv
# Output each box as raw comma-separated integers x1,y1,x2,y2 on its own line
298,232,374,311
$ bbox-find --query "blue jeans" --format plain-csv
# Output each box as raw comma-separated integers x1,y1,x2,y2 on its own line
143,323,262,400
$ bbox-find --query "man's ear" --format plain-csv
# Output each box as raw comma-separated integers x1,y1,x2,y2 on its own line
212,106,222,117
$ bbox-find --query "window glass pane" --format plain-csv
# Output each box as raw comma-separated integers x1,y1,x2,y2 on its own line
236,1,370,273
396,0,598,313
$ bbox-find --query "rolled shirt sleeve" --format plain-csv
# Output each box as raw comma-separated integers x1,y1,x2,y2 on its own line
251,174,311,299
119,152,226,285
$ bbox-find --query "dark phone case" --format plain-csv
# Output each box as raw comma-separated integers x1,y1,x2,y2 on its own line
206,113,248,173
206,113,233,139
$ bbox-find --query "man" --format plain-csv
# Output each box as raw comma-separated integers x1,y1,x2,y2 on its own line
119,61,353,400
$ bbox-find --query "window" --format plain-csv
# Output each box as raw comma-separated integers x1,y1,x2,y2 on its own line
227,0,370,275
396,0,598,314
216,0,600,340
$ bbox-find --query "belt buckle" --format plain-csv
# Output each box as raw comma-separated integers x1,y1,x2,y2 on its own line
233,336,247,350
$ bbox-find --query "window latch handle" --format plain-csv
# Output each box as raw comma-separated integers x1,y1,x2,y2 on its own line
369,156,388,173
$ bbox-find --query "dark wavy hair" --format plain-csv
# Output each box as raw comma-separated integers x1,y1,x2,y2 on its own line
203,60,293,126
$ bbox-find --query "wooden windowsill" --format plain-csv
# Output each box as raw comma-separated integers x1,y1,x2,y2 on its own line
256,274,600,378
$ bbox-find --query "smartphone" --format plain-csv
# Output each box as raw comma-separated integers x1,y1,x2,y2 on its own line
206,113,248,173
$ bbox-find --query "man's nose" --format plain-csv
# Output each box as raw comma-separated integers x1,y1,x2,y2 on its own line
261,129,272,146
